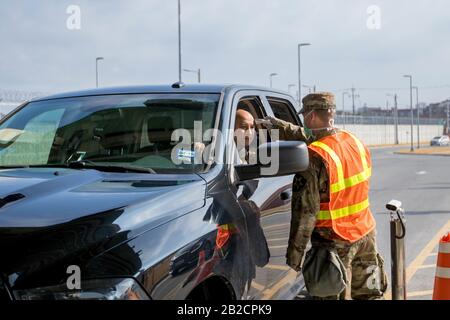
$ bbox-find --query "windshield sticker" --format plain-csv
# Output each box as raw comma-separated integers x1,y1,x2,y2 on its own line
177,149,195,163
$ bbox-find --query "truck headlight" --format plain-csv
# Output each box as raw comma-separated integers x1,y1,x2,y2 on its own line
13,278,150,300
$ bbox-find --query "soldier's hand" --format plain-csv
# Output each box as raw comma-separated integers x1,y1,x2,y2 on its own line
286,249,303,272
255,117,278,130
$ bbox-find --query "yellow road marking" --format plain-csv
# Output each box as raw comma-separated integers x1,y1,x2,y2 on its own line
250,266,292,296
382,219,450,300
406,219,450,284
262,269,298,300
250,281,265,291
416,264,436,270
428,252,438,257
407,290,433,298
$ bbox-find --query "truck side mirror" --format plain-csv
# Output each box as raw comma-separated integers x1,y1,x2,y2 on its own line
235,141,309,180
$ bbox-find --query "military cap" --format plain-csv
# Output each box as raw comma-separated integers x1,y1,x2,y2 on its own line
299,92,336,114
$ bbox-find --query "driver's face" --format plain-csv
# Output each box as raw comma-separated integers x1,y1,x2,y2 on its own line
234,111,255,148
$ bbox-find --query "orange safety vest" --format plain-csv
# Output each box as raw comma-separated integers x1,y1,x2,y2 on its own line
308,130,376,242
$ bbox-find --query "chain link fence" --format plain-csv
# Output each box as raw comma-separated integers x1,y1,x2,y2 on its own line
334,115,445,145
335,115,444,126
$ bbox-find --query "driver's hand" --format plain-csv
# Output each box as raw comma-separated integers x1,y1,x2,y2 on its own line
193,142,206,164
193,142,205,153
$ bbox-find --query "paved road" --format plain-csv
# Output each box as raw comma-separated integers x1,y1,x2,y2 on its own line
370,146,450,300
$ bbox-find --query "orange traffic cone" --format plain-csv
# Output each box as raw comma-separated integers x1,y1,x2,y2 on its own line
433,233,450,300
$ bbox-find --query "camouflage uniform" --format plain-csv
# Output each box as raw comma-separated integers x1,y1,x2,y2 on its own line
268,92,388,300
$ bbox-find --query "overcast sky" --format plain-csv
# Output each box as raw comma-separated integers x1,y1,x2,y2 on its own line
1,0,449,109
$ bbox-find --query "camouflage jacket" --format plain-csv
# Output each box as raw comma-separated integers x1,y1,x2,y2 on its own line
271,118,344,271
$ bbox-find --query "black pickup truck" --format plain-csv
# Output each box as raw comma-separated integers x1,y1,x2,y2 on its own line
0,83,308,300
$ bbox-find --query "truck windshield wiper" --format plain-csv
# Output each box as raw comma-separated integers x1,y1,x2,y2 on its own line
65,161,157,174
0,161,157,174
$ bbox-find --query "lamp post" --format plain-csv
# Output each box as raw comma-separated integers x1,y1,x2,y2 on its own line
183,68,201,83
269,73,278,88
95,57,104,88
342,91,350,129
177,0,182,82
413,86,420,148
297,43,311,104
404,75,414,152
447,102,450,135
387,93,399,145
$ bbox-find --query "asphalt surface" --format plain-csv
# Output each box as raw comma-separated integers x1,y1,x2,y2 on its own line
369,146,450,300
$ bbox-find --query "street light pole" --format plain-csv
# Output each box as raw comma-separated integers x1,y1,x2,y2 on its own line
447,102,450,135
342,92,350,129
413,86,420,148
351,86,356,115
297,43,311,104
178,0,182,82
269,73,278,88
404,75,414,152
95,57,104,88
394,94,399,145
183,68,201,83
388,93,400,145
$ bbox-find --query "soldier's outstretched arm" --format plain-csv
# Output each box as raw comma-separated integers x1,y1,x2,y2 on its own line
262,117,311,143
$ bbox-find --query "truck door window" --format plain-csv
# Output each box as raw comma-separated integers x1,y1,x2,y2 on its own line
233,96,268,165
267,98,300,125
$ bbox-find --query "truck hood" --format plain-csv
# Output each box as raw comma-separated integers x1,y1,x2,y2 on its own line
0,168,206,286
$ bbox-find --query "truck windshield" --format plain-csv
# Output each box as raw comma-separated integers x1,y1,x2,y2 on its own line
0,93,220,173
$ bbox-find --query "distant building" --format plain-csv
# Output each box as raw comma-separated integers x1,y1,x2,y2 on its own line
397,108,413,118
424,99,450,119
357,106,388,116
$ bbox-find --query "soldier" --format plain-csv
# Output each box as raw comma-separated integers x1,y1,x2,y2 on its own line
261,92,388,300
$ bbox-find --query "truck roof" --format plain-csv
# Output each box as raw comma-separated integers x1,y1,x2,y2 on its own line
34,83,291,101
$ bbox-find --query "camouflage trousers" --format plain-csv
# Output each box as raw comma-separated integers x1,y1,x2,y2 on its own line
311,229,388,300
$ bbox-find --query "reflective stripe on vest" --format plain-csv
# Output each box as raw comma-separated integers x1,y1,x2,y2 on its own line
308,130,376,242
310,131,371,194
317,198,370,220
